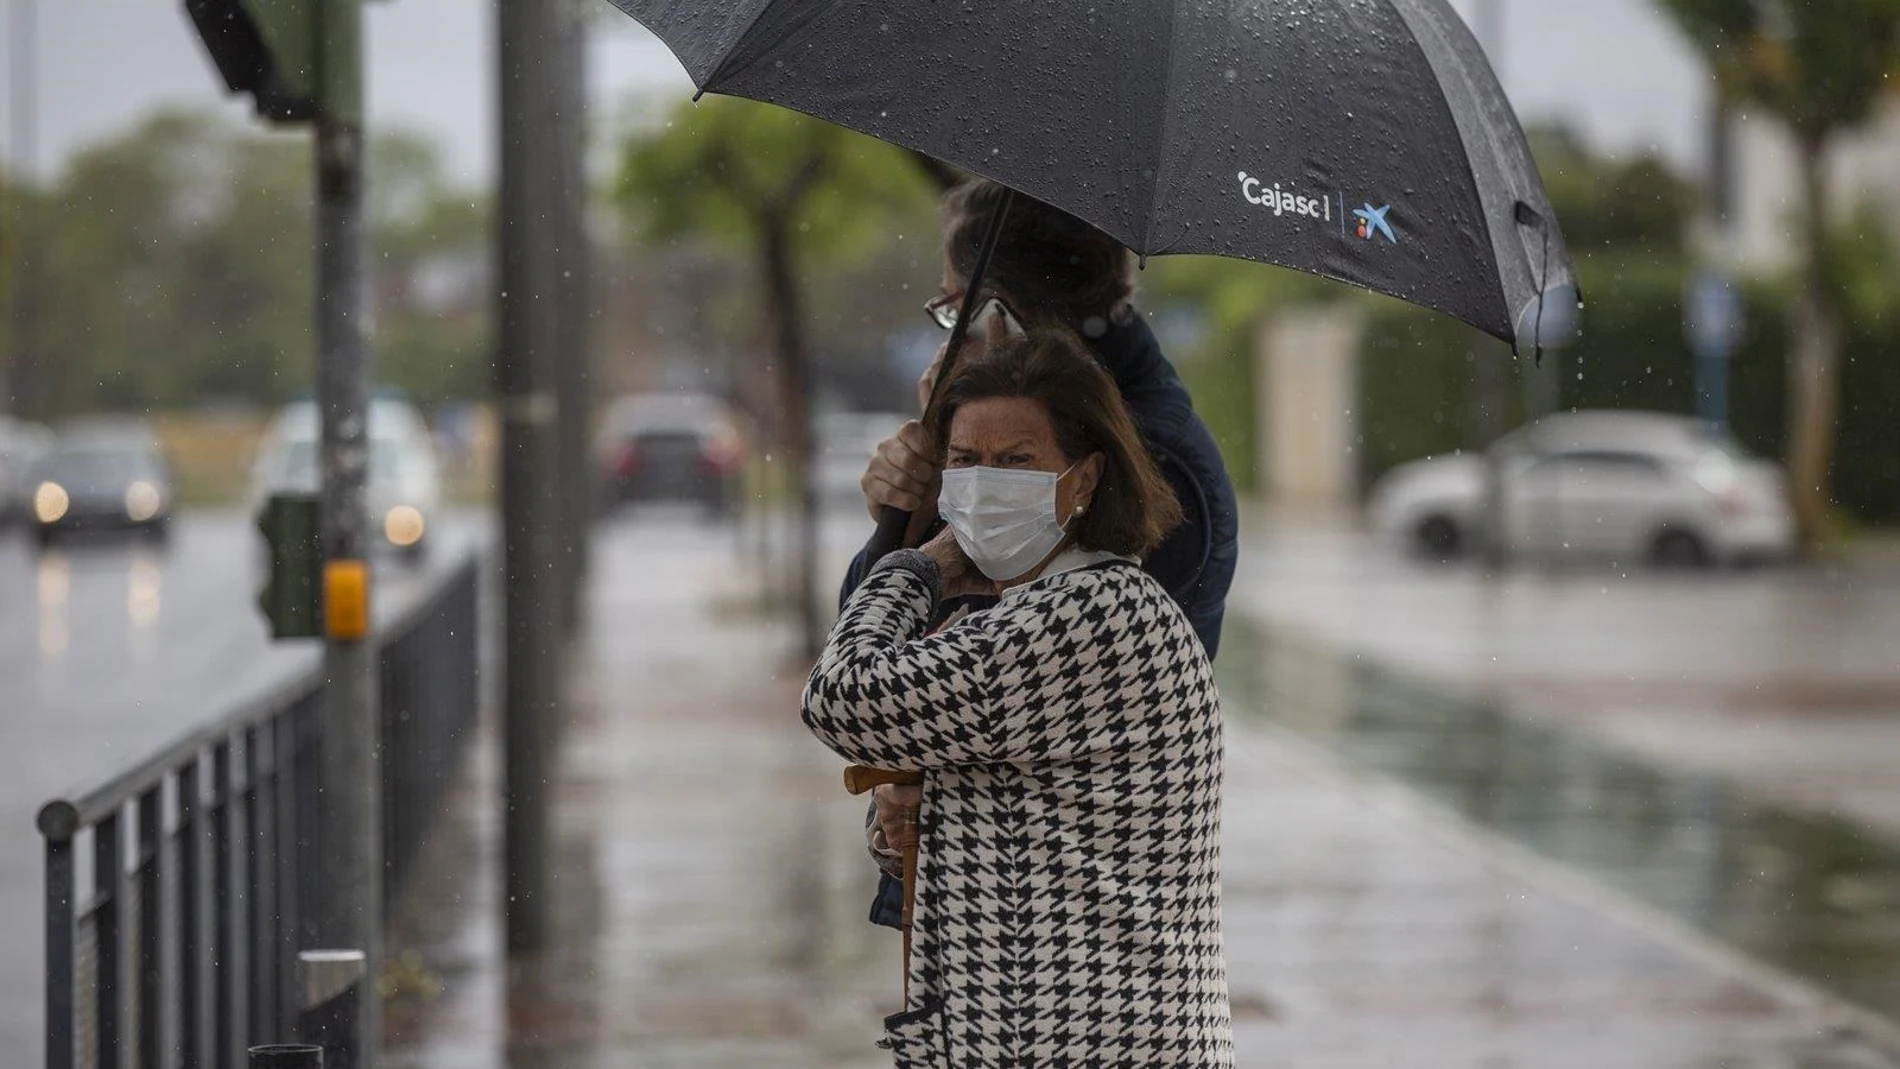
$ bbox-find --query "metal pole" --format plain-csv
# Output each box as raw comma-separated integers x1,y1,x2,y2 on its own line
555,0,591,641
1471,0,1509,573
314,0,378,1060
4,0,38,416
498,0,567,955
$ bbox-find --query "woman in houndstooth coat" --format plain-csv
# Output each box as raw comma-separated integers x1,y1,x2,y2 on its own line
803,330,1233,1067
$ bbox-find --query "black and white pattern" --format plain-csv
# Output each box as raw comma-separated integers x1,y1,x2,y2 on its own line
803,549,1233,1067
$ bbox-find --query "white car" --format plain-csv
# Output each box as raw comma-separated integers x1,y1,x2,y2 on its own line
1368,410,1795,567
249,399,443,559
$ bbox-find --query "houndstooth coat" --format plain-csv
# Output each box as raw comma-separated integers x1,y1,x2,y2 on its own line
802,548,1234,1067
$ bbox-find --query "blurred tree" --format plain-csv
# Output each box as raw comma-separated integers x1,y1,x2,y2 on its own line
24,111,313,412
1658,0,1900,547
614,96,935,657
0,110,490,418
366,131,491,403
1525,124,1696,257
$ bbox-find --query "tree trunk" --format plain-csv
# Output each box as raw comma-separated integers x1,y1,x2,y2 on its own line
758,214,824,660
1787,138,1843,550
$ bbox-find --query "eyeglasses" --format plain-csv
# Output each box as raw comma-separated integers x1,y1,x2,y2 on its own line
924,292,1026,338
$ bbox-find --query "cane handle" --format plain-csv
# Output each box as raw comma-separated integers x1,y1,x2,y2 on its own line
843,765,925,795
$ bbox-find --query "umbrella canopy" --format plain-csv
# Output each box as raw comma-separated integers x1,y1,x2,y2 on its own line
607,0,1579,349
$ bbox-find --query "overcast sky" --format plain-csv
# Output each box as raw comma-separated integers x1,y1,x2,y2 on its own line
1,0,1713,186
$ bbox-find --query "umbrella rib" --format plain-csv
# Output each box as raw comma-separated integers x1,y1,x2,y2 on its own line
701,0,847,94
1138,0,1189,258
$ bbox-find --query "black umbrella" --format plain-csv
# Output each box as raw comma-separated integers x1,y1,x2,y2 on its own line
606,0,1580,557
606,0,1579,350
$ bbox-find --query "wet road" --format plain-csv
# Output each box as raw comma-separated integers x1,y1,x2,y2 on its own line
1234,509,1900,837
0,511,482,1063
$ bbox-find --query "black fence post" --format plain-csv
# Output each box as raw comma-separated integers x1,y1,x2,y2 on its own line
37,554,483,1069
250,1043,324,1068
297,949,366,1069
38,803,77,1069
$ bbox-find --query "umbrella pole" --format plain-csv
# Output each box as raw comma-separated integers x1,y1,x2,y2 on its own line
861,188,1016,568
841,188,1015,1012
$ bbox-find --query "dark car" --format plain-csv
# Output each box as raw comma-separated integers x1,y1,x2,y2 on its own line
30,434,175,547
596,392,748,516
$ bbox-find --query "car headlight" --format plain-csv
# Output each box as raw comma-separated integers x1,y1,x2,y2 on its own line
34,482,69,524
125,481,163,522
1692,453,1736,495
384,505,426,547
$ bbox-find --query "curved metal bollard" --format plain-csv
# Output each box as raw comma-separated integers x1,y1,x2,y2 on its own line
299,949,368,1069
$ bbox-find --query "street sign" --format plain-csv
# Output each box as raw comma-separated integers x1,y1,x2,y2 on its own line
1685,270,1744,429
1684,270,1744,362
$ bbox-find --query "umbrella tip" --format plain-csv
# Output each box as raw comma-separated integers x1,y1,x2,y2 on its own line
1138,253,1149,271
692,88,706,103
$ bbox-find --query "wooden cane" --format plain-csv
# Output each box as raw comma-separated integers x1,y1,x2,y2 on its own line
844,765,926,1002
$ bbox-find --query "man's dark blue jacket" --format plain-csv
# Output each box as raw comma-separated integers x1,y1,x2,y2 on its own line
833,314,1239,930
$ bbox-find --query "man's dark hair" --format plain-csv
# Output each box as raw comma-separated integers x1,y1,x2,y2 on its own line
942,180,1135,333
928,330,1182,558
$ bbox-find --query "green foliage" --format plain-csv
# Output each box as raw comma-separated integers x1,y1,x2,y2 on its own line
1356,297,1497,481
615,96,936,268
1145,257,1335,491
611,95,941,411
1526,125,1696,256
1658,0,1900,146
2,110,489,418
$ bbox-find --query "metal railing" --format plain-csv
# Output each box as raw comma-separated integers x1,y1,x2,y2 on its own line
36,554,484,1069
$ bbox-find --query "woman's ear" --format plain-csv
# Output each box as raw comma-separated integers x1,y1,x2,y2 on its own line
1076,452,1106,510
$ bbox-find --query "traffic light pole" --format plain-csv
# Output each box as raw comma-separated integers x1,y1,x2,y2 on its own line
184,0,377,1057
497,0,571,955
314,0,378,1061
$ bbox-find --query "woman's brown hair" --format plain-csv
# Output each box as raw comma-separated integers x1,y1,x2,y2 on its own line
942,180,1134,334
928,330,1182,558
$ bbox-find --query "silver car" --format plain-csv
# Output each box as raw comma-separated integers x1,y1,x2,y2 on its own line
1368,411,1795,568
249,399,443,559
0,417,55,527
27,428,174,548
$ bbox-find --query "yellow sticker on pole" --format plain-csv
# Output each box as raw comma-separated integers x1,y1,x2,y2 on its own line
324,560,370,641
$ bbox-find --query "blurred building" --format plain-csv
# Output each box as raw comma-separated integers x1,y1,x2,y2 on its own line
1725,98,1900,271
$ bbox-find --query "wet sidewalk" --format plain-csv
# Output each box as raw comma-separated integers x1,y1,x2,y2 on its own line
383,515,1899,1067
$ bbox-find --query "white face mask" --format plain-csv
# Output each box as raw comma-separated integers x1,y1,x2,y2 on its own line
937,464,1077,582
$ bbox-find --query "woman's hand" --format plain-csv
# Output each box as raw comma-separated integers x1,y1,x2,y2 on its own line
921,526,996,601
873,781,923,855
861,420,941,540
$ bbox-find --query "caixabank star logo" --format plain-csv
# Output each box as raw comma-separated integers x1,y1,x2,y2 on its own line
1353,203,1397,244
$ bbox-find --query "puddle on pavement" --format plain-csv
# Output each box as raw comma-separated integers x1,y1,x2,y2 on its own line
1218,617,1900,1026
